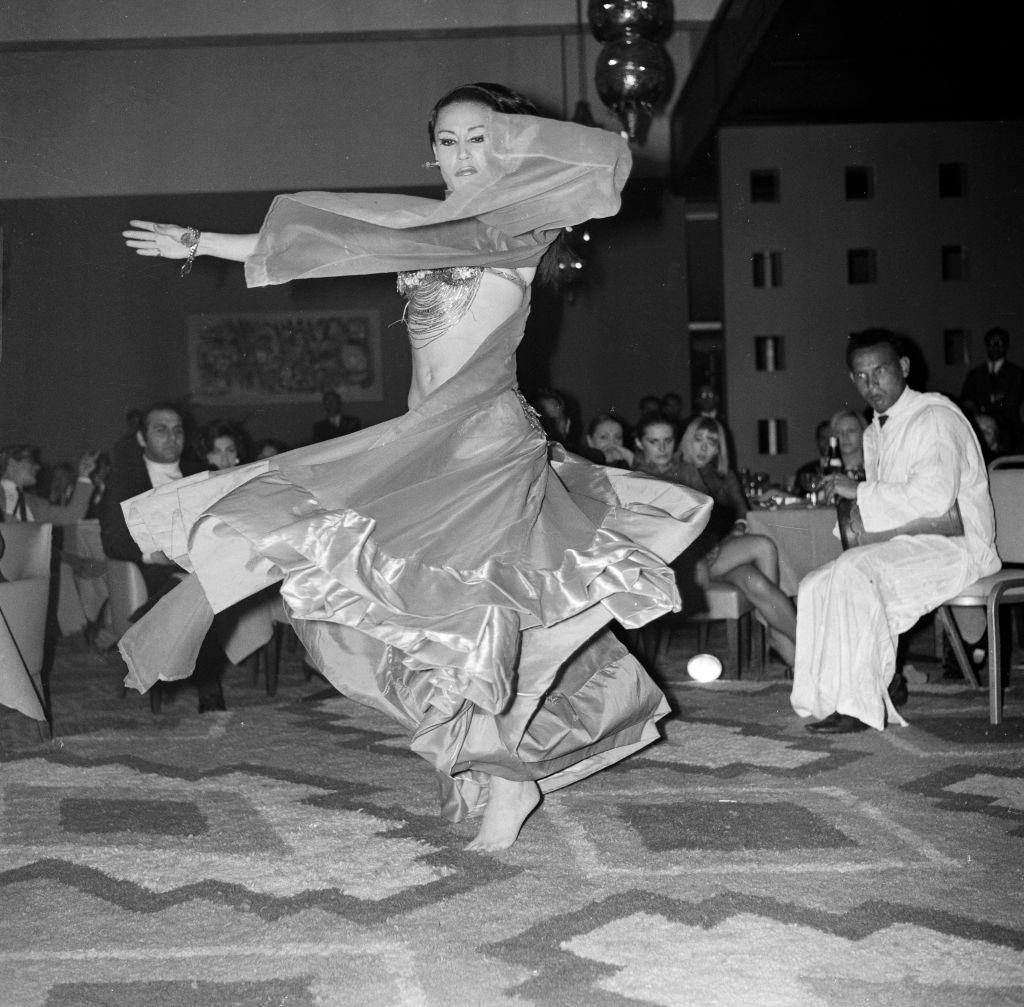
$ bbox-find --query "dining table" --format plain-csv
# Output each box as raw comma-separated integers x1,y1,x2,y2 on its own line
745,502,842,596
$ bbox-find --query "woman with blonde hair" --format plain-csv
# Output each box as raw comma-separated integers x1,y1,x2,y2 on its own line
676,416,797,667
829,409,867,480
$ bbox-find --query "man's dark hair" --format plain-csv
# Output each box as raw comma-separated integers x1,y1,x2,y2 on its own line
984,326,1009,344
140,401,188,437
845,328,906,370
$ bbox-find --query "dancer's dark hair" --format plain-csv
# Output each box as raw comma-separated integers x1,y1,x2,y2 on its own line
428,81,571,288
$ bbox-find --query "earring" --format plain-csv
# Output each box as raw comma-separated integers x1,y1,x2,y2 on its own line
422,160,439,168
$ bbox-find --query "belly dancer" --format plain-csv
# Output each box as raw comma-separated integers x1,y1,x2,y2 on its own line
122,82,711,851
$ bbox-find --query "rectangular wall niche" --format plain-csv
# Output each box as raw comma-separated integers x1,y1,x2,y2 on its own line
755,335,785,371
752,251,783,288
943,328,971,366
847,248,877,284
939,162,966,198
942,245,968,281
845,165,874,200
757,418,788,456
750,169,780,203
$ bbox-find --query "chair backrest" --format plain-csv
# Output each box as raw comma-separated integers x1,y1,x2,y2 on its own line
0,522,53,581
990,454,1024,471
989,468,1024,564
104,559,149,640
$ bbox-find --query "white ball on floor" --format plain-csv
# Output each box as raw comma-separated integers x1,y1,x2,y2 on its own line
687,653,723,682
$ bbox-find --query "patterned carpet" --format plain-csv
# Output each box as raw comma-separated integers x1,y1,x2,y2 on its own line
1,627,1023,1007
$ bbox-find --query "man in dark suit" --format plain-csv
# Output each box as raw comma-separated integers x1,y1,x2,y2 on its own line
100,402,227,712
961,327,1024,451
311,390,360,443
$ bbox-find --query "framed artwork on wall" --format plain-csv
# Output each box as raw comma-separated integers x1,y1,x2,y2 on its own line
187,309,382,405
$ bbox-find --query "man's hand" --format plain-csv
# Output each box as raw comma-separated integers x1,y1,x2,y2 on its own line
821,473,859,502
77,450,99,479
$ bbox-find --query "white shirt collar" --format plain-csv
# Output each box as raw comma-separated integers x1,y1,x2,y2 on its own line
143,457,183,488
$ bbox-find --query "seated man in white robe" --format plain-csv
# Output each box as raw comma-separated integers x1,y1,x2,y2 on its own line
792,328,999,734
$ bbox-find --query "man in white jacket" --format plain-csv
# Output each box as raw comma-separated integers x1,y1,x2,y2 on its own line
792,328,999,733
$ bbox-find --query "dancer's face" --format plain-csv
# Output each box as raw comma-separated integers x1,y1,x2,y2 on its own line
432,101,498,194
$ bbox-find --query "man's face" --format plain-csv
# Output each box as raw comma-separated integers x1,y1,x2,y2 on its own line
3,451,40,488
323,392,341,416
849,345,910,415
137,409,185,464
696,386,719,413
985,331,1008,362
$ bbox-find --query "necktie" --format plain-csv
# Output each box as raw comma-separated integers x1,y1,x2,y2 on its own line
878,414,888,428
15,489,27,521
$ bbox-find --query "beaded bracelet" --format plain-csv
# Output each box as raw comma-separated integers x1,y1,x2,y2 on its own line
178,227,201,278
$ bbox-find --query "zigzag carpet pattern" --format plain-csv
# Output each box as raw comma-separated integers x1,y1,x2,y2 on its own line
1,629,1022,1006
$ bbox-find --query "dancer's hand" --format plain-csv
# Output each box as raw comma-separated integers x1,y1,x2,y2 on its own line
123,220,191,260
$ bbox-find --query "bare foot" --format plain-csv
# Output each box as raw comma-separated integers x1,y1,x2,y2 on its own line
465,776,541,853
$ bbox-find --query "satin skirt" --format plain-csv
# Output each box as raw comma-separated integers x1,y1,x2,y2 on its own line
120,314,711,819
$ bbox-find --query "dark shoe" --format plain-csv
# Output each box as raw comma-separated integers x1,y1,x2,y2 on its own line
806,713,869,734
805,712,842,731
887,672,908,708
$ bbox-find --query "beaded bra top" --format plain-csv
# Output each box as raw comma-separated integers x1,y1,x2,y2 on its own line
396,266,528,348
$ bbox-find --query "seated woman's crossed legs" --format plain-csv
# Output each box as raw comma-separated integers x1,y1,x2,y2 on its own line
709,534,796,667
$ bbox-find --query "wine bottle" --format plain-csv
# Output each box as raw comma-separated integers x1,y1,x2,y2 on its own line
826,435,844,474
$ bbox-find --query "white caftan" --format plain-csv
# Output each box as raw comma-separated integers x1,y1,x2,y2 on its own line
792,387,998,730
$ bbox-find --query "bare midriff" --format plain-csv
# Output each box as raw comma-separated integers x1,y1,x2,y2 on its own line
407,266,535,407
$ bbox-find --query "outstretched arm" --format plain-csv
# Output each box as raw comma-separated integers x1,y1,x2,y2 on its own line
122,220,257,263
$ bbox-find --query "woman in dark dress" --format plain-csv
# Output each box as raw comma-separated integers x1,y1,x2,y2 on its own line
676,416,797,667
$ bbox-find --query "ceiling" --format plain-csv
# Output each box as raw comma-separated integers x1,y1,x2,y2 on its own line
671,0,1024,196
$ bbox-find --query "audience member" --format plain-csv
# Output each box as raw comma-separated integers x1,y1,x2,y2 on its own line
792,419,831,492
86,452,112,518
311,390,360,443
99,402,228,712
960,326,1023,450
693,384,722,420
584,413,633,468
632,412,689,482
685,383,736,465
829,409,868,480
794,328,998,734
197,420,253,470
254,437,289,460
637,394,662,418
661,392,683,423
111,408,145,471
45,462,78,506
1,444,96,523
967,410,1007,464
675,416,797,666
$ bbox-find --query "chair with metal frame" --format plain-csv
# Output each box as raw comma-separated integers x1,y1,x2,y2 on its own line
935,457,1024,724
0,522,53,727
637,581,764,679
